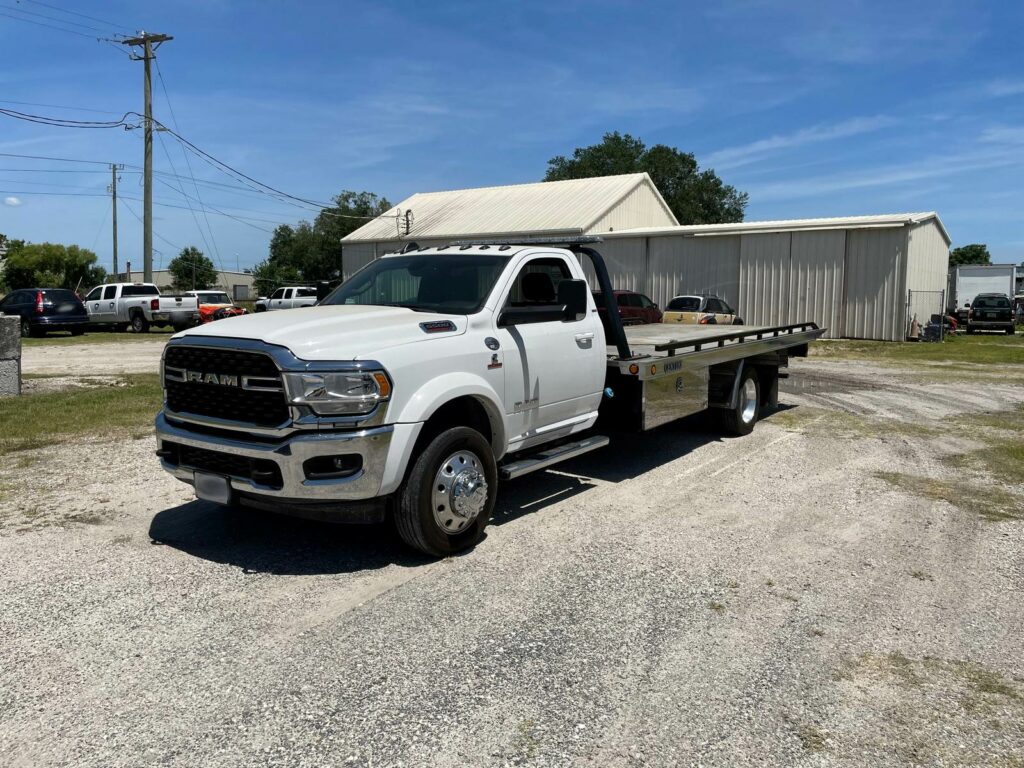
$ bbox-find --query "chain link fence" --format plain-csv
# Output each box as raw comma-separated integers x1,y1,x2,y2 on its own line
907,289,948,342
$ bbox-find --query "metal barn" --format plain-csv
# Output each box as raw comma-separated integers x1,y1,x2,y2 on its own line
342,175,950,341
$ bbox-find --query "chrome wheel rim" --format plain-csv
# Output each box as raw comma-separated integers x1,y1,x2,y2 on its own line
432,450,488,534
740,378,758,424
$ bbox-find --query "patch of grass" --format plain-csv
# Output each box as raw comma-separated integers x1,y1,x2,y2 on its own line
0,374,162,455
875,471,1022,521
766,405,940,440
111,533,132,545
911,570,934,582
726,579,739,589
708,600,725,613
812,333,1024,366
20,329,173,347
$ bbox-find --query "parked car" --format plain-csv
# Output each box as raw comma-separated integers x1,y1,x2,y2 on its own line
592,289,662,330
254,286,318,312
83,282,199,333
662,294,743,325
966,293,1015,335
0,287,89,337
186,290,248,324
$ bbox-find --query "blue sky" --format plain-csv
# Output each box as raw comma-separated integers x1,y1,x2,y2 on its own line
1,0,1022,274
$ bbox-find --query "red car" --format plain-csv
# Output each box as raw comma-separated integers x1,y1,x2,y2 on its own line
592,290,662,328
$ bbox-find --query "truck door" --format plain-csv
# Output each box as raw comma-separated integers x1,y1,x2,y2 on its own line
93,285,117,324
269,288,286,310
496,255,605,447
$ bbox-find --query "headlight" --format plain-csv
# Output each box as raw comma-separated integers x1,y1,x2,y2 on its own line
283,370,391,416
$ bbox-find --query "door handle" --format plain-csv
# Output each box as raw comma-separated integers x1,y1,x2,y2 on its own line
574,332,594,348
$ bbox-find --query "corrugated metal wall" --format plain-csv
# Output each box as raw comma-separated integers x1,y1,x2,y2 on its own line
789,230,845,338
647,235,740,310
589,184,677,233
738,233,792,327
906,220,949,294
842,228,906,341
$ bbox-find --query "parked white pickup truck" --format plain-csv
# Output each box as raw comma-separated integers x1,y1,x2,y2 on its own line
254,286,318,312
84,282,199,332
155,239,823,556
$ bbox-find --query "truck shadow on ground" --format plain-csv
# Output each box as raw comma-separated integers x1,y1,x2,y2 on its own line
148,407,796,575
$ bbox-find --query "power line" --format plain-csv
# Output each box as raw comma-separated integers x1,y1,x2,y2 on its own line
0,99,126,115
0,151,122,165
21,0,134,34
0,2,119,35
154,58,227,274
0,106,138,128
119,197,182,252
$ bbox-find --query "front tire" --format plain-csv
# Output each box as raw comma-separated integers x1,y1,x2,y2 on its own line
130,313,149,333
395,426,496,557
719,368,761,436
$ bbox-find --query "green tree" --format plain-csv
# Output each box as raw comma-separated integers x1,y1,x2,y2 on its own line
251,259,303,298
544,132,748,224
1,241,105,291
167,246,218,290
263,190,392,283
949,244,991,267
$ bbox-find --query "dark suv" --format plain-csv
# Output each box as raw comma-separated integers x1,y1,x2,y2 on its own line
0,288,89,337
967,293,1014,335
592,290,662,328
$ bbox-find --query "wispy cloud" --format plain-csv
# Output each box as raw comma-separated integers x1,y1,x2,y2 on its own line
986,80,1024,97
4,196,22,206
980,125,1024,144
706,115,895,170
747,147,1021,201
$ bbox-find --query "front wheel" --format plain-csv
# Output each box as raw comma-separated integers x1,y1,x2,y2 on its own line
719,368,761,436
131,313,149,333
395,426,497,557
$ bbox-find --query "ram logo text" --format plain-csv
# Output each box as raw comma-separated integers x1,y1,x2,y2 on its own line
185,371,240,386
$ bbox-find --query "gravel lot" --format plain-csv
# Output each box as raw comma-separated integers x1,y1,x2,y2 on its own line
20,338,166,375
1,350,1022,767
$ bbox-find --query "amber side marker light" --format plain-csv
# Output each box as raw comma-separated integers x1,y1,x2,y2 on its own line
373,372,392,398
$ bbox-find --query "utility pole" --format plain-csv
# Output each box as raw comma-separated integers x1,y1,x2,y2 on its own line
107,164,123,278
121,31,173,283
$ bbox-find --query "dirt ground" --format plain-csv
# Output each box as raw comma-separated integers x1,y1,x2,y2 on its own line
21,339,166,375
1,350,1022,767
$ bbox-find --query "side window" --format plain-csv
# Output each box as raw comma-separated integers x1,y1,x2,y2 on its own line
616,294,629,307
625,294,643,308
284,289,294,300
640,295,655,309
85,287,102,302
506,257,570,307
102,285,117,300
297,288,317,298
704,298,721,313
271,288,284,300
720,300,734,314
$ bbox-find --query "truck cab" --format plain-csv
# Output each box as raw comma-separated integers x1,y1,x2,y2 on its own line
155,241,822,557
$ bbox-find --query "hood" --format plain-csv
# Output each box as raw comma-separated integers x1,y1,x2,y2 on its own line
177,304,466,360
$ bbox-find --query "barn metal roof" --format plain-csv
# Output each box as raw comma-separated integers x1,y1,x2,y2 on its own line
608,211,951,244
341,173,678,242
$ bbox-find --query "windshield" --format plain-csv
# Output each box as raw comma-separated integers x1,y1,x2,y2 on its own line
667,297,701,311
973,295,1010,309
322,253,511,314
197,293,231,304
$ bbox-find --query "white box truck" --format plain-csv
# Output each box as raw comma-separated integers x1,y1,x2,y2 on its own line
948,264,1017,324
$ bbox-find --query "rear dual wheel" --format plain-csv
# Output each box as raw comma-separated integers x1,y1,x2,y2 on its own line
395,426,496,557
719,368,761,436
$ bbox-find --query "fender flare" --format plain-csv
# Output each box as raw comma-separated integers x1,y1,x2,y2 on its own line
395,373,507,457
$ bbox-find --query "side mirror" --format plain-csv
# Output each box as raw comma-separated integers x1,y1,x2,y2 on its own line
557,279,588,321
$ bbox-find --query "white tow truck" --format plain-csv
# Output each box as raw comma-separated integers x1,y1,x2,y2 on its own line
155,238,824,556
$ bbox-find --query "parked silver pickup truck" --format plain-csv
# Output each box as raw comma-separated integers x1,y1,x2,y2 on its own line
84,282,199,332
254,286,318,312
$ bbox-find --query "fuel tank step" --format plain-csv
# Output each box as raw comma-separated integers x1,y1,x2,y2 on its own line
499,435,610,480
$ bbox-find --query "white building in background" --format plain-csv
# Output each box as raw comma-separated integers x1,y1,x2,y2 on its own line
112,268,256,300
342,174,951,341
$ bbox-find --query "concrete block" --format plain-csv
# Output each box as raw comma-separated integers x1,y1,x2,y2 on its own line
0,358,19,397
0,315,19,360
0,316,21,396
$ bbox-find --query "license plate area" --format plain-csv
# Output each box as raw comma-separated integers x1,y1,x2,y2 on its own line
194,471,233,504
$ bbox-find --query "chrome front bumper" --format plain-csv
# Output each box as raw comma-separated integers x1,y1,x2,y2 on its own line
155,411,394,501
